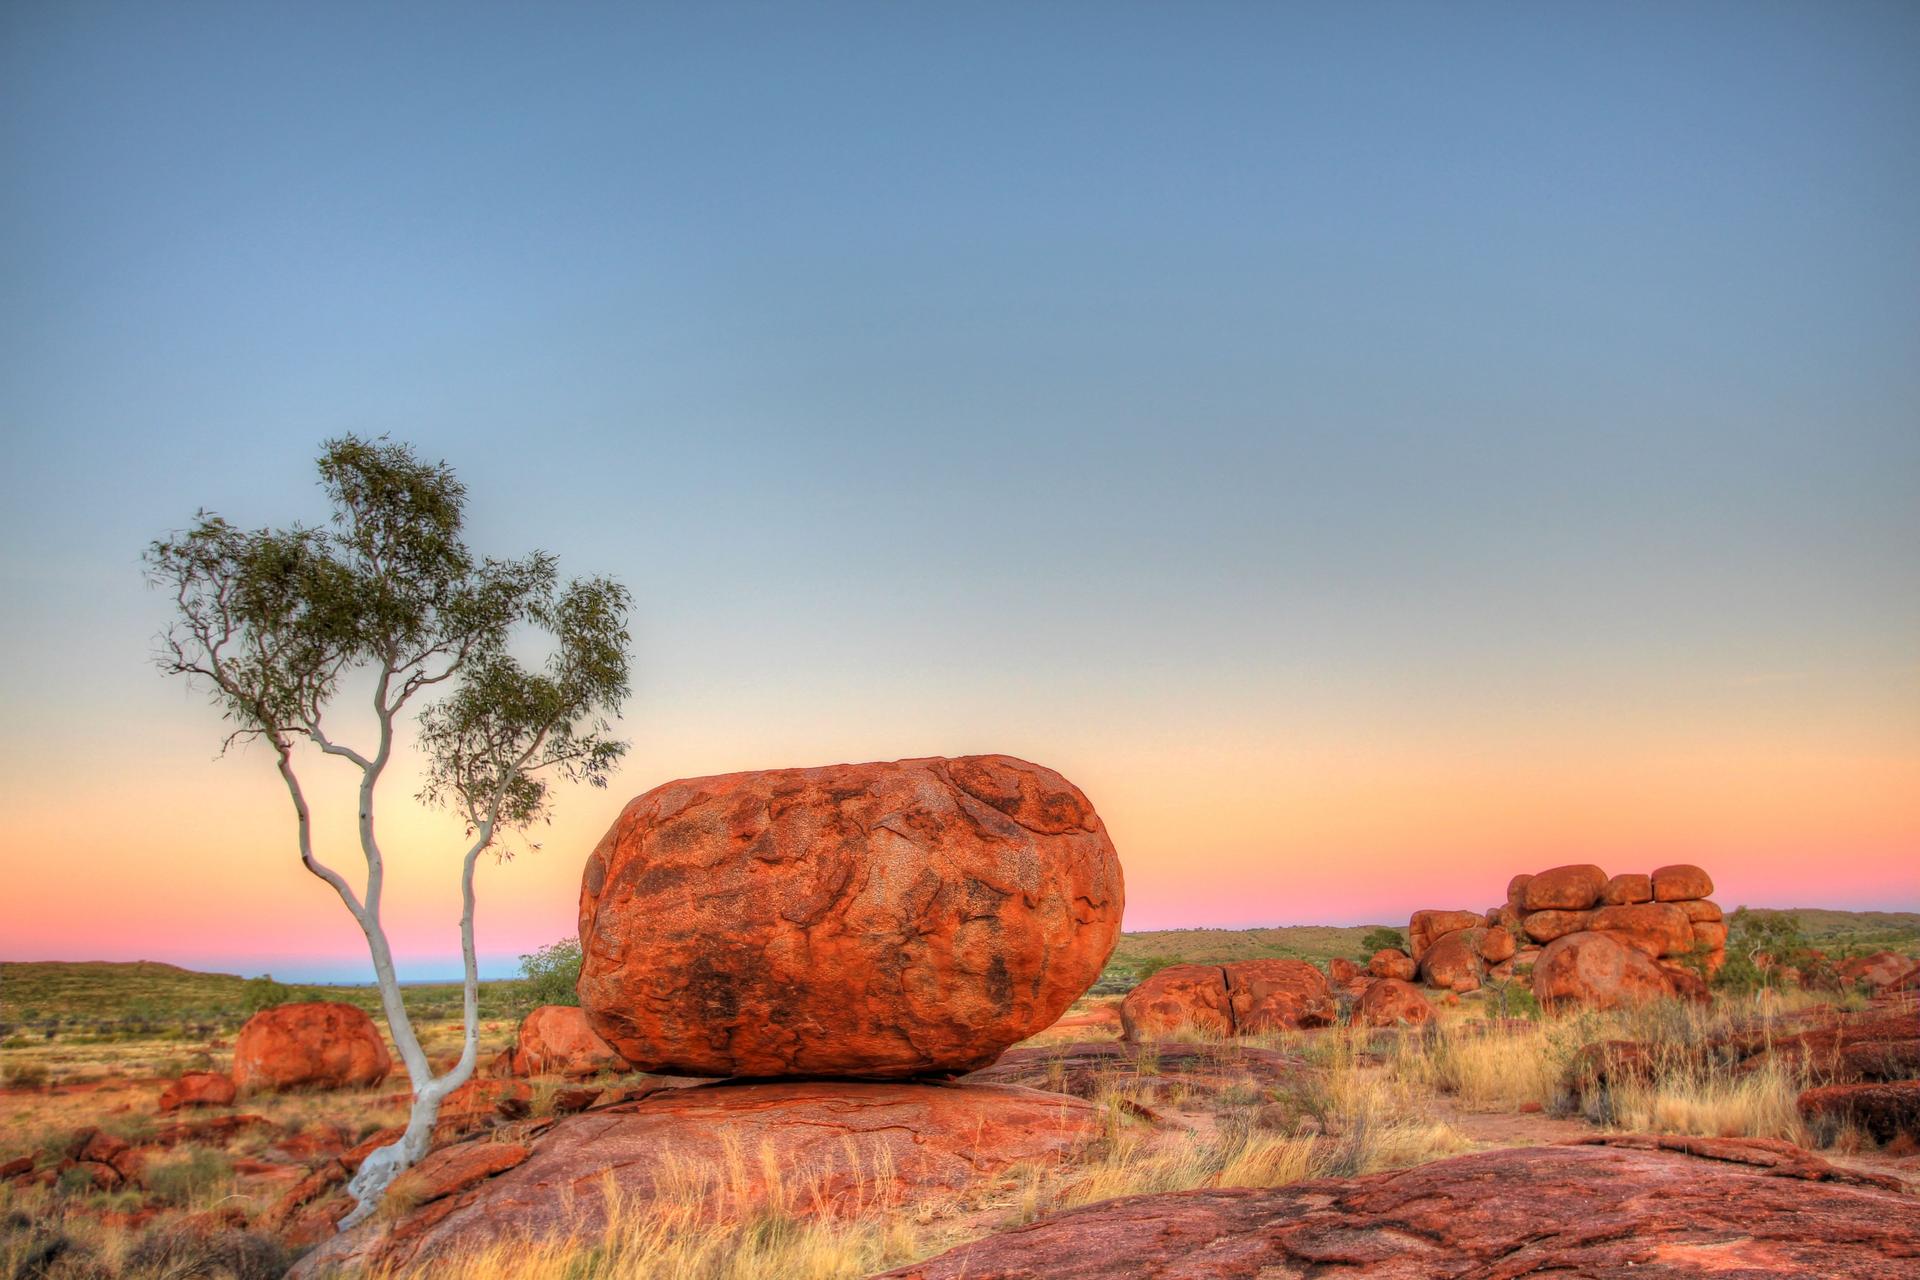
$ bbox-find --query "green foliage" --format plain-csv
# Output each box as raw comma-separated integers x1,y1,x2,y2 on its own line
144,435,632,845
518,937,583,1008
239,975,295,1013
1132,955,1179,982
1714,907,1820,992
1358,927,1407,959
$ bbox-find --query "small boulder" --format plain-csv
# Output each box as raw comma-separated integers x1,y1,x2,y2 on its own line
1408,910,1484,962
233,1002,391,1093
509,1006,629,1079
1352,978,1433,1028
1418,930,1483,992
1521,864,1608,912
1651,864,1713,902
1327,957,1360,985
1599,873,1652,905
1477,925,1516,963
1368,948,1415,981
157,1072,237,1113
1677,899,1724,923
1532,931,1677,1011
1837,952,1919,991
1521,909,1592,943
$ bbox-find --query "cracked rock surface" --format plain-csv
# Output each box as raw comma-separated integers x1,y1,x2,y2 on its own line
876,1137,1920,1279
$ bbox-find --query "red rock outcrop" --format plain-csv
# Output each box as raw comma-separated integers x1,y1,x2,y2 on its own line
1352,978,1433,1028
232,1002,390,1093
877,1138,1916,1279
508,1006,629,1079
1366,948,1414,981
1798,1081,1920,1144
294,1081,1099,1275
1532,931,1679,1010
1520,908,1592,943
156,1072,237,1113
1652,863,1714,902
576,755,1123,1078
1121,961,1333,1038
1521,864,1609,911
1838,952,1920,992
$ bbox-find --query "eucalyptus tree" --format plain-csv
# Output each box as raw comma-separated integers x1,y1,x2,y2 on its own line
146,437,631,1226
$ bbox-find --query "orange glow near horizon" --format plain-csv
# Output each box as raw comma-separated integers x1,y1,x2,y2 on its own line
6,700,1916,980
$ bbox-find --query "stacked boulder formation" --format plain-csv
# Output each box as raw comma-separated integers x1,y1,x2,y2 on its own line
1119,960,1336,1039
1394,863,1725,1009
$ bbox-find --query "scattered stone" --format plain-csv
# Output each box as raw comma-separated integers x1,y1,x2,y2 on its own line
576,754,1124,1079
157,1072,237,1113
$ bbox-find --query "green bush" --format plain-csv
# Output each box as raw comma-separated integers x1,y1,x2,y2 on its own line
1132,955,1179,982
518,938,583,1009
239,975,295,1013
1357,927,1407,959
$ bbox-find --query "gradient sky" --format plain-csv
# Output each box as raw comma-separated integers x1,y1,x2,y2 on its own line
3,3,1916,982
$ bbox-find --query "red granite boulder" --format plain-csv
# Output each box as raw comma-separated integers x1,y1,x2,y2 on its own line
232,1002,390,1093
157,1072,237,1113
509,1006,629,1079
1532,931,1677,1010
1352,978,1433,1028
1119,964,1232,1039
1520,864,1608,911
1367,948,1415,981
1651,863,1714,902
576,755,1124,1078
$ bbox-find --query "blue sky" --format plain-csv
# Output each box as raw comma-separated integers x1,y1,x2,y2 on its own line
3,3,1916,981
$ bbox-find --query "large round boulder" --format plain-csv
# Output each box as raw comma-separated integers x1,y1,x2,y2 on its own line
233,1002,391,1093
1418,931,1485,992
576,755,1124,1078
509,1006,630,1079
1532,931,1677,1011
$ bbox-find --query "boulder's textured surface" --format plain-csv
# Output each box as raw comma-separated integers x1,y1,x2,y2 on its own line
1652,863,1714,902
295,1081,1099,1275
968,1041,1307,1105
232,1002,390,1093
1532,931,1678,1010
878,1138,1917,1279
1122,961,1333,1038
1417,932,1483,992
1326,957,1359,985
1224,960,1335,1033
1798,1081,1920,1144
1521,864,1608,911
1678,899,1724,923
1521,908,1593,943
1119,964,1234,1039
1352,978,1432,1027
1477,924,1516,963
1408,910,1483,962
1585,903,1695,958
1601,872,1653,905
576,755,1123,1078
1367,948,1415,981
509,1006,629,1079
156,1072,237,1113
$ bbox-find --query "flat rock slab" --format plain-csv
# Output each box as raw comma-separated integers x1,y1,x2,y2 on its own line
294,1080,1099,1276
877,1137,1920,1279
968,1040,1306,1106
